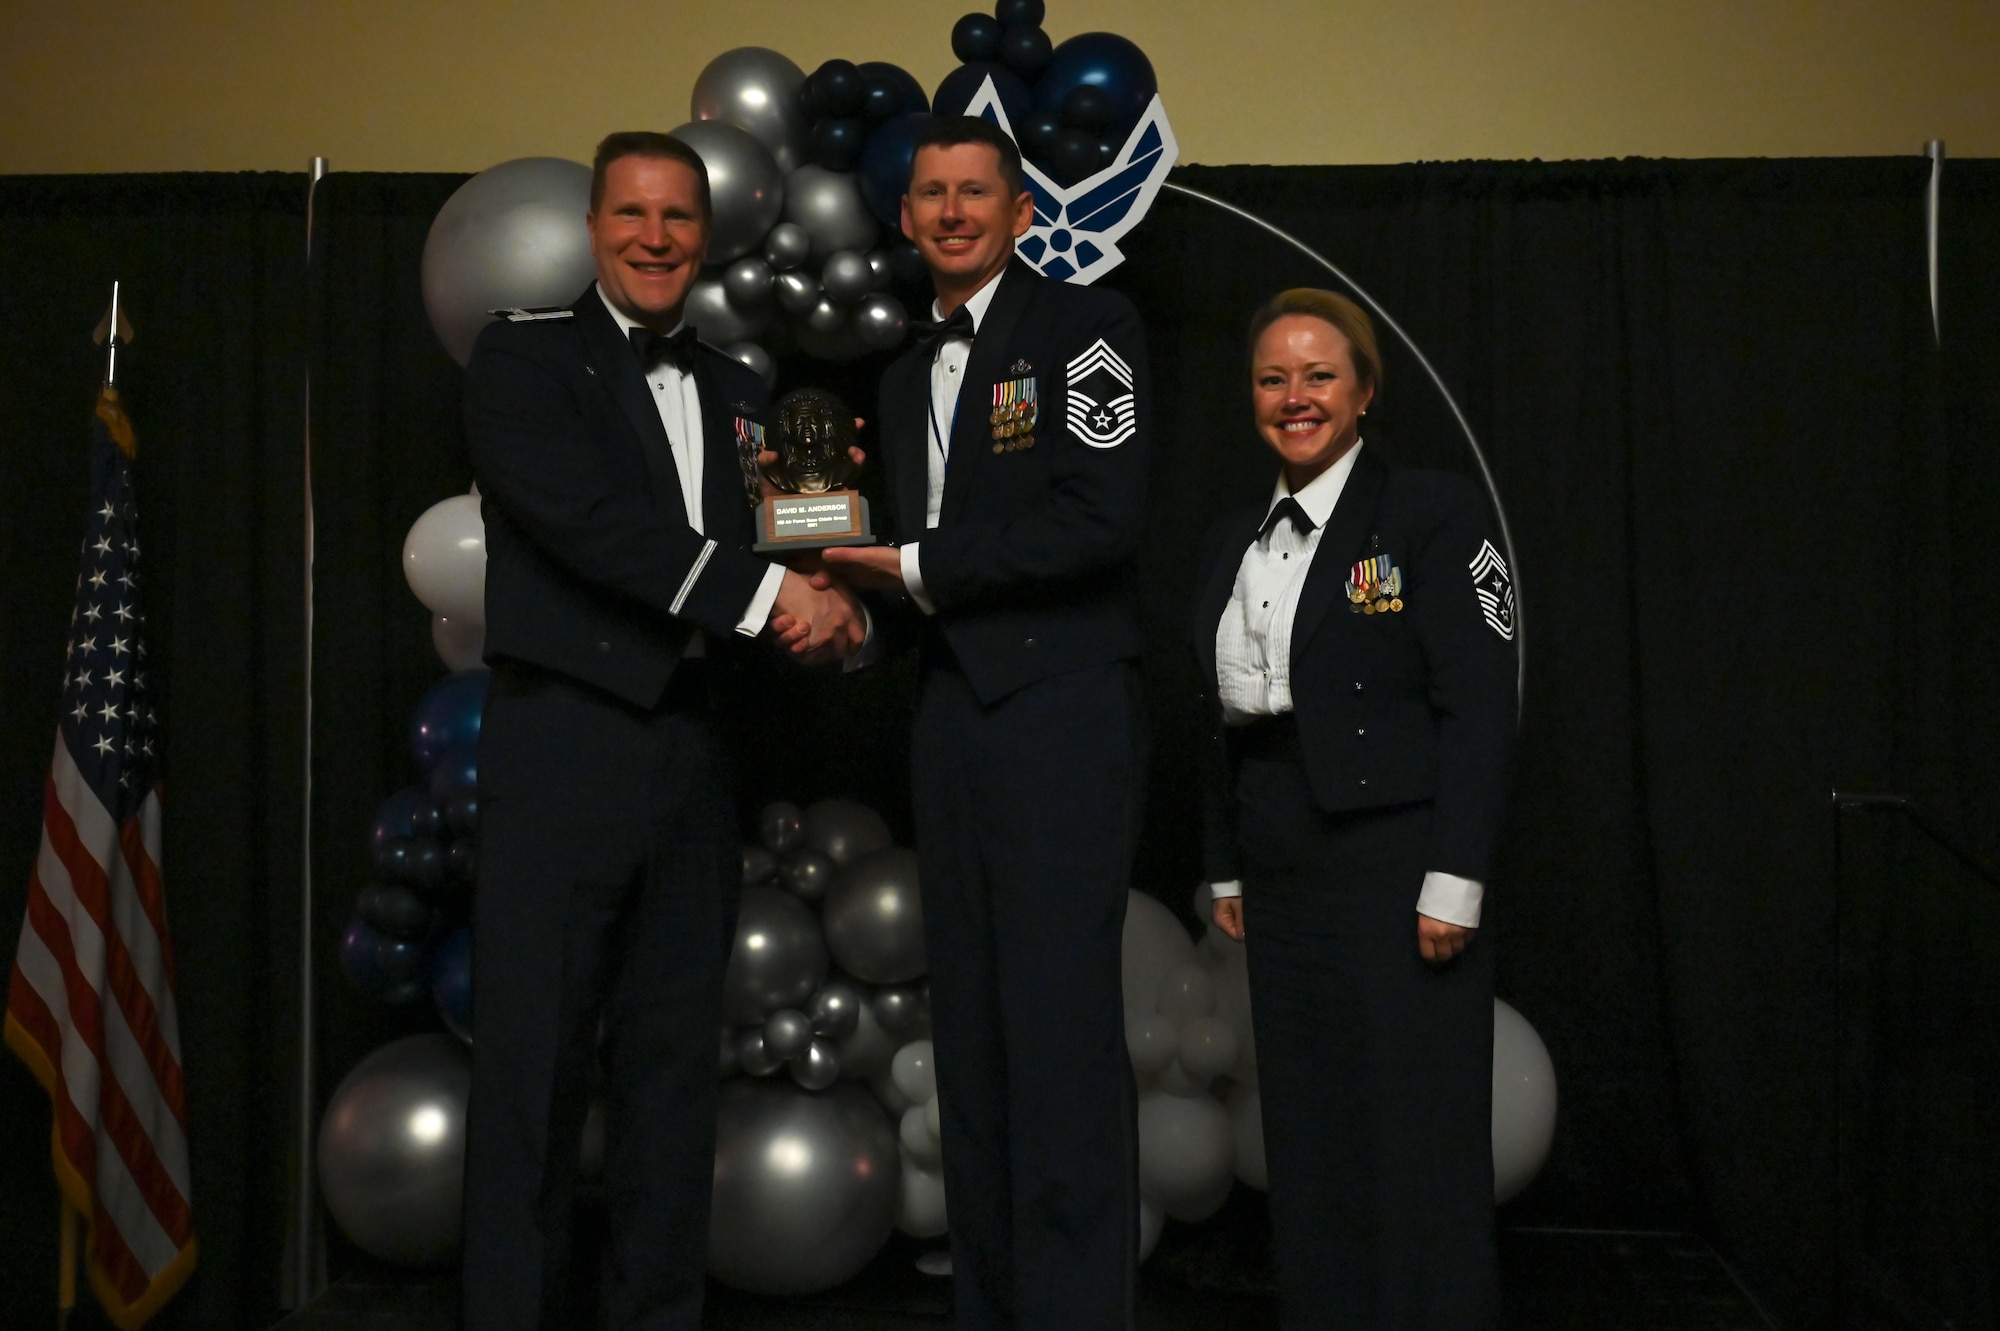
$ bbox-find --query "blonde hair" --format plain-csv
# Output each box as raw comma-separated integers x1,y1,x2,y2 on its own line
1247,288,1383,397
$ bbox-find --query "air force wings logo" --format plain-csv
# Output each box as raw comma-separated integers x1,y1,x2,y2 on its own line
963,76,1179,286
1469,540,1515,640
1066,339,1137,448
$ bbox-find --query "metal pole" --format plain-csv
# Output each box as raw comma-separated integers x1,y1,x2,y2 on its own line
1924,141,1944,345
288,155,330,1311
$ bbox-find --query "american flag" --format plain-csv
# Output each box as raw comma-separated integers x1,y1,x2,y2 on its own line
5,384,196,1327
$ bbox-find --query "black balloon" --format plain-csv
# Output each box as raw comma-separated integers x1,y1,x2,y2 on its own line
1020,108,1063,157
1049,128,1101,185
361,885,433,941
933,61,1032,125
445,794,479,839
798,72,827,120
861,77,900,122
888,242,929,288
857,61,930,116
811,117,867,172
1000,25,1052,79
370,787,423,858
404,839,448,891
448,838,479,884
858,112,932,229
813,59,864,117
951,12,1003,63
1061,84,1112,133
1032,32,1159,141
411,796,446,841
376,835,414,881
377,935,428,983
995,0,1046,26
1097,137,1119,171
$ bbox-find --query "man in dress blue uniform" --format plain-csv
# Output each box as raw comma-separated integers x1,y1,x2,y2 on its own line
824,116,1151,1328
458,132,865,1331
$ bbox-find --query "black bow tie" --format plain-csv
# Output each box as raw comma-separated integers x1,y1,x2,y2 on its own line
1260,496,1316,539
629,324,699,371
912,305,975,347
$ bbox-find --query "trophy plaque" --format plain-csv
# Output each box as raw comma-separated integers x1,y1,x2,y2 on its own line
751,387,877,553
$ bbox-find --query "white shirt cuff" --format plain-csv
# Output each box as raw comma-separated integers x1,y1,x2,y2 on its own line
736,563,787,637
1416,871,1483,928
1209,880,1242,900
899,542,936,616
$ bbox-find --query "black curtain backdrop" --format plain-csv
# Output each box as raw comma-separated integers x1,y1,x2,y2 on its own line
0,174,308,1330
4,158,1995,1330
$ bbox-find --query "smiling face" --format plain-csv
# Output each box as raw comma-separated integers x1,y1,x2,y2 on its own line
1252,314,1376,489
587,153,709,329
901,142,1034,310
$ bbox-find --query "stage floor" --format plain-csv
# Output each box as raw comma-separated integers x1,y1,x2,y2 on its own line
275,1206,1776,1330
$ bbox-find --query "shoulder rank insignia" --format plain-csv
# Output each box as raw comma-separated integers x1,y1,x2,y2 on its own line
1347,554,1405,615
1470,540,1515,640
490,306,574,322
990,376,1038,453
1065,339,1136,449
733,416,767,507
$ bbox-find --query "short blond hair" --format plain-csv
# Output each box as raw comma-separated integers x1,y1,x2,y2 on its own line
1247,288,1383,397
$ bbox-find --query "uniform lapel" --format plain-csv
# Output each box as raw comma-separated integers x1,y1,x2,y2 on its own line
573,290,689,526
887,352,931,540
1291,445,1387,666
1194,500,1266,690
940,258,1035,527
692,350,753,540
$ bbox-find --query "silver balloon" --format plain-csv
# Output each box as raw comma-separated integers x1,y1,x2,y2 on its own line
852,293,910,351
742,844,777,886
764,222,812,272
774,271,821,316
736,1027,784,1078
708,1080,900,1294
720,1025,742,1078
899,1104,941,1169
763,1008,814,1060
690,47,810,174
871,985,923,1033
317,1034,470,1267
421,157,595,366
724,341,777,392
722,255,775,310
722,886,829,1025
808,978,863,1039
802,799,894,866
683,277,769,347
803,296,847,336
865,250,893,289
835,988,898,1080
666,119,785,263
760,800,804,854
819,250,875,305
823,848,926,984
790,1037,842,1091
791,308,870,363
778,848,834,903
782,165,879,259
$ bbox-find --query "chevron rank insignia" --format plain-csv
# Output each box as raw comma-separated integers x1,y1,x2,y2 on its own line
489,306,574,322
1470,540,1515,640
1065,339,1137,449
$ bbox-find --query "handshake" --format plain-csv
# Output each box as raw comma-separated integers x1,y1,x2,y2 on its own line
758,434,908,667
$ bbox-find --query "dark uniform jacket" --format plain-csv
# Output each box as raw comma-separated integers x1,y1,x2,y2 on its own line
876,258,1151,703
463,287,772,707
1192,444,1519,884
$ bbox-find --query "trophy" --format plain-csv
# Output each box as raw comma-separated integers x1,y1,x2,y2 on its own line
749,387,877,552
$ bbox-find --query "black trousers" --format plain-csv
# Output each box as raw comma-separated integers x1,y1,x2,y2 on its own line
911,659,1142,1329
461,663,739,1331
1235,755,1497,1331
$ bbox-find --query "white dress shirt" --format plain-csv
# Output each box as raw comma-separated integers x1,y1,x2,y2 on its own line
1207,443,1484,929
897,269,1008,615
599,287,783,638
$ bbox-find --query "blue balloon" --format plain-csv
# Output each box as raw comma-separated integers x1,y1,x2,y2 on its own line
857,61,928,116
359,884,434,941
430,926,473,1044
1032,33,1158,141
932,61,1032,127
370,786,424,858
410,669,489,773
859,114,933,228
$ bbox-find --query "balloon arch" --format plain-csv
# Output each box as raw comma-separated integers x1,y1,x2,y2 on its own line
321,1,1556,1297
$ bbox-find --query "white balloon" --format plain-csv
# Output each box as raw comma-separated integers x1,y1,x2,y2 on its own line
923,1093,940,1140
1124,1012,1178,1079
1156,962,1217,1023
1137,1091,1234,1222
1493,998,1558,1204
900,1104,941,1169
1224,1083,1266,1190
1121,890,1195,1024
896,1151,949,1238
890,1038,936,1106
1175,1017,1239,1084
1137,1197,1166,1262
403,495,486,622
431,615,487,673
1154,1060,1209,1099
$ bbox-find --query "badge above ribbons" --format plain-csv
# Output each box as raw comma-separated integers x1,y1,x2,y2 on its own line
1065,339,1137,449
1347,554,1405,615
991,376,1039,453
